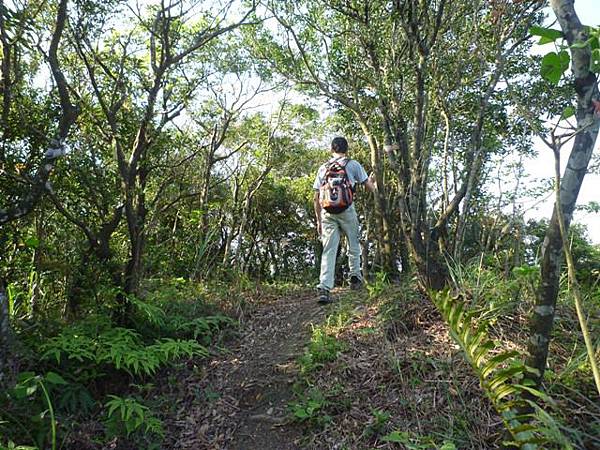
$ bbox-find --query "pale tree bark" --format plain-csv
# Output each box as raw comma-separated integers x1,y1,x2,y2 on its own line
222,173,242,266
357,120,398,277
29,209,45,317
232,166,271,270
0,0,78,225
527,0,600,387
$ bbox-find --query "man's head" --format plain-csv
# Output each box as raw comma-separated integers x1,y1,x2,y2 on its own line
331,136,348,154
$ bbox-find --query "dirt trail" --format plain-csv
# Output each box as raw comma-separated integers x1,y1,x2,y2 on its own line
166,289,326,450
162,285,502,450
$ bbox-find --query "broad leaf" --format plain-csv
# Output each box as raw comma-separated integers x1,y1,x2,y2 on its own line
45,371,68,385
529,26,563,45
540,51,570,84
561,106,575,120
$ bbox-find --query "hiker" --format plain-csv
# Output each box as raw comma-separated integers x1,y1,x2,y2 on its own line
313,136,376,304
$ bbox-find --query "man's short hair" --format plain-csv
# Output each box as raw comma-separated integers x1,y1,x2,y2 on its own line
331,136,348,154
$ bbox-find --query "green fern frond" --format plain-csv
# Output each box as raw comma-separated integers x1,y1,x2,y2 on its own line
431,290,572,449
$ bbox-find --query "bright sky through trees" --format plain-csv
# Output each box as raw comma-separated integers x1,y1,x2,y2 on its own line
127,0,600,242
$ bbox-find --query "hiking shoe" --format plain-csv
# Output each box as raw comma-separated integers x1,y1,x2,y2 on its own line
317,288,331,304
350,276,362,290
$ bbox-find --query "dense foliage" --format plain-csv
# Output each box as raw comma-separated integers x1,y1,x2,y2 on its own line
0,0,598,449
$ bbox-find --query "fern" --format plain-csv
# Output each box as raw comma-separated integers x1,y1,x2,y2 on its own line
128,295,166,327
169,315,236,343
41,318,209,377
104,395,164,438
432,290,572,449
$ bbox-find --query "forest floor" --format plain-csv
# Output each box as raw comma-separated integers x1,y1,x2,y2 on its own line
155,285,503,450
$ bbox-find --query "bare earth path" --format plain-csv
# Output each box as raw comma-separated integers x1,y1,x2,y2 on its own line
165,289,326,450
159,285,503,450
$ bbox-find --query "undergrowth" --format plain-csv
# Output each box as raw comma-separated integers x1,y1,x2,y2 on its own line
290,285,470,449
0,277,245,450
443,258,600,449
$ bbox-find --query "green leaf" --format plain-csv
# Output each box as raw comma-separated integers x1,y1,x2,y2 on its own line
45,371,68,385
16,371,36,382
561,106,575,120
570,38,592,49
510,423,538,434
293,408,309,419
11,386,31,399
472,340,495,367
440,442,457,450
106,396,122,417
529,26,563,45
24,237,39,249
540,51,570,84
25,385,38,396
487,365,527,392
492,384,519,402
481,351,520,379
382,430,410,443
515,385,552,403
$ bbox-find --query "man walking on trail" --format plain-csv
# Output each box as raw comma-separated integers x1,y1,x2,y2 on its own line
313,136,376,304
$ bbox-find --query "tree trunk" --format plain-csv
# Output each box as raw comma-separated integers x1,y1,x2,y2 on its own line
29,210,45,317
314,238,322,274
124,181,147,298
360,126,398,278
361,218,370,280
527,0,600,387
0,279,9,383
0,0,78,225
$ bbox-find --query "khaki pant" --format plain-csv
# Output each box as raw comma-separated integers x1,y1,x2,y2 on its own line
318,204,361,291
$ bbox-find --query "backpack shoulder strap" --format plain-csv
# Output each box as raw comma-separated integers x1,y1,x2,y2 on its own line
329,156,350,166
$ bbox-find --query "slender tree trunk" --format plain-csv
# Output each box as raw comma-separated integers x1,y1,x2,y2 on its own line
527,0,600,387
360,125,397,277
233,199,251,270
398,232,411,274
29,210,44,317
222,228,235,267
314,238,322,274
335,236,346,285
0,279,9,382
241,233,256,275
0,0,78,225
124,181,147,297
361,218,370,280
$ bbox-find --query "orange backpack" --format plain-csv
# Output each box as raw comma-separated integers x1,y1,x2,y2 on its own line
319,158,354,214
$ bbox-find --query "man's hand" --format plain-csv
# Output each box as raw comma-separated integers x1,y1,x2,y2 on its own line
365,173,377,192
316,221,322,236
